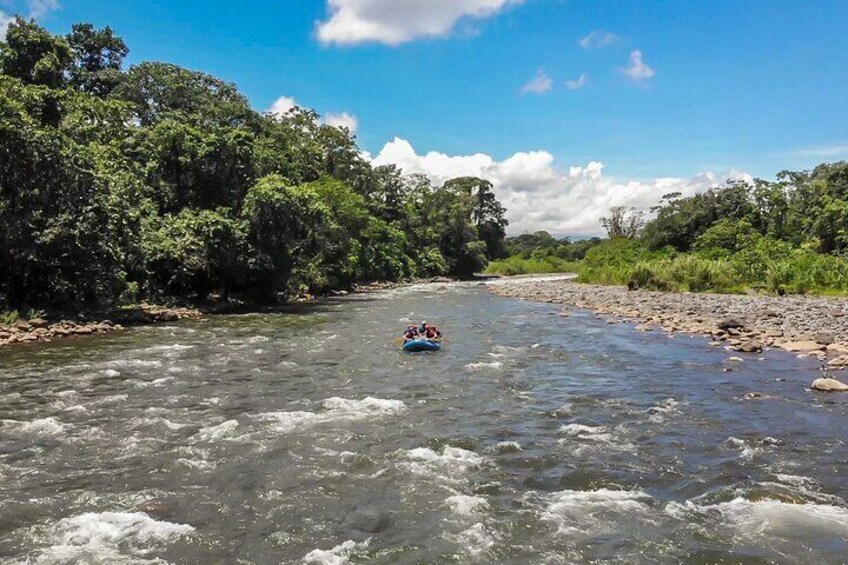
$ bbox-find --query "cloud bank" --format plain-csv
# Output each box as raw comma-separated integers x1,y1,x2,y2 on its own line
316,0,524,46
372,138,751,235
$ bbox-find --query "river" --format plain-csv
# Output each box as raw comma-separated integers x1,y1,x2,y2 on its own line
1,281,847,564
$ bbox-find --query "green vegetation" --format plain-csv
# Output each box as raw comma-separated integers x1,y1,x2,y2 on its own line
485,231,599,275
492,162,848,296
0,18,508,312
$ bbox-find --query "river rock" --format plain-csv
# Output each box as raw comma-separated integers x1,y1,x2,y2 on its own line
341,506,390,533
735,341,763,353
814,331,836,345
827,356,848,367
28,318,48,328
811,377,848,392
718,318,746,331
778,340,826,353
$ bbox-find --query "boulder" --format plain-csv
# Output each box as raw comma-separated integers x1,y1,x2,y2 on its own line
777,340,826,353
811,378,848,392
718,318,746,331
814,331,836,346
28,318,48,328
735,341,764,353
827,356,848,367
156,309,179,322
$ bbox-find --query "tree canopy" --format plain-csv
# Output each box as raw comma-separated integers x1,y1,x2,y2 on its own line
0,19,508,310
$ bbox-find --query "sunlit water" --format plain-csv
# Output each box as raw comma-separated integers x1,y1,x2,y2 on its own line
1,281,847,564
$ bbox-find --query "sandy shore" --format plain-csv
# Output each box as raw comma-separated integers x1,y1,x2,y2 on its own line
489,278,848,366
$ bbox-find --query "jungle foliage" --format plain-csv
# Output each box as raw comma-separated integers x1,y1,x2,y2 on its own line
0,18,508,310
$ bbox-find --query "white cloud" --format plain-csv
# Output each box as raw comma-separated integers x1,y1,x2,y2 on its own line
578,30,619,50
27,0,60,20
372,137,751,235
565,73,588,90
267,96,359,134
521,70,552,95
268,96,299,117
316,0,524,46
323,111,359,134
620,50,655,82
0,1,61,36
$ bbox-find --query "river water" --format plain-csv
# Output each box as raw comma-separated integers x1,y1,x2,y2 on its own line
1,281,847,564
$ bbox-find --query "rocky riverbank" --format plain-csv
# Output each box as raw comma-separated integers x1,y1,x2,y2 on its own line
0,306,201,349
490,278,848,372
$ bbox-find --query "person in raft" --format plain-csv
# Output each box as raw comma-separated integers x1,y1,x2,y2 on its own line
419,321,442,340
403,325,419,341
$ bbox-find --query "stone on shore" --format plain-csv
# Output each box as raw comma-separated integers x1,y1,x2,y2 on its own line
811,377,848,392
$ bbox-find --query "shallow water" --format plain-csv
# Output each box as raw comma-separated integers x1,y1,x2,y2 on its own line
1,281,847,564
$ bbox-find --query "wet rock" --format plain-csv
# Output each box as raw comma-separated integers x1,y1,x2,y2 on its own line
735,341,763,354
811,377,848,392
156,309,179,322
342,506,390,534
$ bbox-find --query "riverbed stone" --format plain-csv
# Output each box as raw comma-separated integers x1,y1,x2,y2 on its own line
811,377,848,392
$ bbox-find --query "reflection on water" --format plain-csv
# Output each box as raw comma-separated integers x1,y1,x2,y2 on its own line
1,282,847,564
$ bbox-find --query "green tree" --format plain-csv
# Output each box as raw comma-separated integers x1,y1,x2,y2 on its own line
66,23,128,96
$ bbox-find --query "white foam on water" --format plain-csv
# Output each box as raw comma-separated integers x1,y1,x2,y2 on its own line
446,495,488,517
726,436,782,461
401,446,485,481
646,398,683,423
666,497,848,542
0,392,23,402
101,369,121,378
303,538,370,565
448,523,496,556
542,488,655,537
2,417,69,438
258,397,406,434
55,390,78,398
464,361,503,372
485,441,523,454
26,511,194,564
196,419,240,441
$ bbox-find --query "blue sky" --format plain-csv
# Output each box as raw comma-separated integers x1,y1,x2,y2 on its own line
3,0,847,234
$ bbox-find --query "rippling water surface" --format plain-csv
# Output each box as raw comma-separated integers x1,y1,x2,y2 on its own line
2,281,848,564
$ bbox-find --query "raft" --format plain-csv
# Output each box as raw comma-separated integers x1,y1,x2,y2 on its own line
402,338,442,353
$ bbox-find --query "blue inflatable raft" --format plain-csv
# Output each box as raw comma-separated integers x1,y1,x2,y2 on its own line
403,339,442,353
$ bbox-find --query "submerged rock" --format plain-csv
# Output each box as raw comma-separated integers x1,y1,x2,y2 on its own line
811,377,848,392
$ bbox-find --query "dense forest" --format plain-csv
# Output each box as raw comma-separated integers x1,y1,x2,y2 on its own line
0,18,509,313
489,162,848,295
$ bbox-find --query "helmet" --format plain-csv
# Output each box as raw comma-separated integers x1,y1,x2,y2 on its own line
419,321,427,332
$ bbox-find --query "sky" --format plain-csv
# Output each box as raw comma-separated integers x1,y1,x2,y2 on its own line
2,0,847,235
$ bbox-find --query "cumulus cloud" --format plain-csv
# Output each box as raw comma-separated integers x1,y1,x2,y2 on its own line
322,111,359,134
578,30,619,49
521,70,552,95
372,137,751,235
267,96,359,134
565,73,588,90
316,0,524,46
268,96,298,117
1,0,61,35
27,0,60,20
620,50,655,82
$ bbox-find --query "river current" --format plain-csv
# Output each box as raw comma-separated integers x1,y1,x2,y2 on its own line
1,281,847,564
